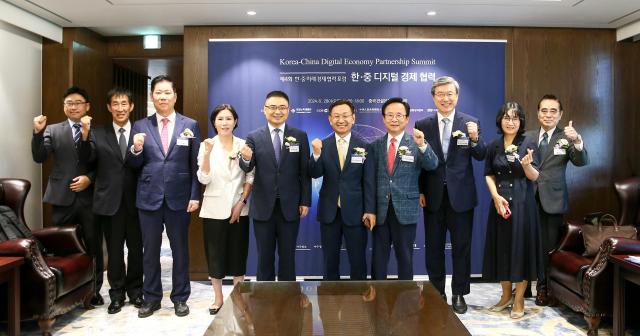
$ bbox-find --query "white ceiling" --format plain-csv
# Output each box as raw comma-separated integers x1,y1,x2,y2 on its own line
4,0,640,37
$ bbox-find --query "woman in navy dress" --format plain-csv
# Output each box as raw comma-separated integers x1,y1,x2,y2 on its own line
482,102,543,319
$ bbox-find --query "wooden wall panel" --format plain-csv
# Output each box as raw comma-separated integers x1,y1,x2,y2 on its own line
614,42,640,180
107,35,183,59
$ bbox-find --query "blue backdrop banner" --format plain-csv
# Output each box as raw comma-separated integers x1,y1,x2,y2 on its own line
208,39,505,277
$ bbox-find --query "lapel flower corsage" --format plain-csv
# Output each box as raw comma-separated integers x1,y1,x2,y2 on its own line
228,151,241,160
452,130,466,138
398,146,411,155
505,144,518,155
555,138,570,149
180,128,194,138
284,136,298,147
352,147,367,157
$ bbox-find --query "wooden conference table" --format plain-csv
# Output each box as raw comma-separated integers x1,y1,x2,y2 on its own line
0,256,24,336
610,254,640,336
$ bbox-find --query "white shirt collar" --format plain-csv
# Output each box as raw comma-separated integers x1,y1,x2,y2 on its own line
156,111,176,125
387,131,405,145
437,109,456,124
268,123,286,134
538,127,556,142
334,132,351,144
67,119,80,128
112,120,131,135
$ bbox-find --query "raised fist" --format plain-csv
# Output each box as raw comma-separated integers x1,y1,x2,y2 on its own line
240,144,253,161
412,128,425,147
80,115,92,140
203,138,214,154
466,121,479,142
311,138,322,156
133,133,146,152
33,115,47,133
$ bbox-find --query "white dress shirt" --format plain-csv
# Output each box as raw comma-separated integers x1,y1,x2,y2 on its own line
112,120,131,140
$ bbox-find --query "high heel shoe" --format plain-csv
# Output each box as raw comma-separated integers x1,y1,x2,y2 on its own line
510,307,525,319
488,297,513,312
209,303,223,315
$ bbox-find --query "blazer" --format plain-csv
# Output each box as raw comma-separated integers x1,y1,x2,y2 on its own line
90,124,137,216
31,120,93,206
126,113,201,212
309,133,375,226
371,132,438,225
525,127,589,214
197,135,254,219
415,111,487,213
239,124,311,222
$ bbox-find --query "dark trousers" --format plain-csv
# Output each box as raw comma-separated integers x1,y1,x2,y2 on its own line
321,208,368,280
202,216,249,279
536,200,564,289
372,203,416,280
138,201,190,303
424,187,474,295
96,200,143,301
253,199,300,281
52,195,103,295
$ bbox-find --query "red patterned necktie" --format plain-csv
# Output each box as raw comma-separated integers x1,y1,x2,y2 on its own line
387,137,397,174
160,117,169,154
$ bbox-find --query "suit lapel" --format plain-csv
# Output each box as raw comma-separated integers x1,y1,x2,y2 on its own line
342,135,356,173
263,126,278,168
166,114,185,157
326,135,340,172
448,114,465,158
60,122,78,160
147,115,164,156
391,134,410,176
280,125,290,166
104,125,124,163
429,115,444,160
540,127,563,165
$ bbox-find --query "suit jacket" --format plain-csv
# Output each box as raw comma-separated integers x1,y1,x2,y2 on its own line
415,111,486,213
371,132,438,225
89,124,137,216
197,135,254,219
525,127,589,214
309,133,375,226
31,120,93,206
239,124,311,222
126,113,201,211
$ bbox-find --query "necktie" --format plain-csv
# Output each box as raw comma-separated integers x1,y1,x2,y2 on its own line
441,118,451,161
160,117,169,154
118,128,127,159
337,138,346,170
539,132,549,157
387,137,397,175
72,123,81,146
273,128,281,165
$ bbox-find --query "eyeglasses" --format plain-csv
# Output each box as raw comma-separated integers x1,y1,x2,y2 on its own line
330,114,353,121
384,113,407,120
63,101,87,108
434,92,457,99
265,105,289,112
502,116,520,123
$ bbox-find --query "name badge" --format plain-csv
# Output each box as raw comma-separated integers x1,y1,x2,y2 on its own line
457,138,469,146
288,145,299,153
351,156,364,164
401,155,414,163
554,148,566,156
177,138,189,146
506,154,517,162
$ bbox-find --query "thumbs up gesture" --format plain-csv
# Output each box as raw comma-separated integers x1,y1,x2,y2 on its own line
563,120,580,143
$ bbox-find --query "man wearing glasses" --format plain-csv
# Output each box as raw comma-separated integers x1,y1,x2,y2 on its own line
239,90,311,281
31,86,104,306
370,97,438,280
309,99,376,280
415,76,487,314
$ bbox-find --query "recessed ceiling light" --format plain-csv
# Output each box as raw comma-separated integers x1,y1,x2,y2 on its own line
427,11,437,16
247,10,257,16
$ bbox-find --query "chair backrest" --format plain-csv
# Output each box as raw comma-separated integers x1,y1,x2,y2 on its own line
614,177,640,228
0,178,31,226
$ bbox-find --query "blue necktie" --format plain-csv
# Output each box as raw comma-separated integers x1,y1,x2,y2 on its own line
273,128,281,165
73,123,81,147
539,132,549,157
441,118,451,161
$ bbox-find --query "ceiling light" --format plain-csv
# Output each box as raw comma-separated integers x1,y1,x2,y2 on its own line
143,35,161,49
247,10,257,16
427,11,437,16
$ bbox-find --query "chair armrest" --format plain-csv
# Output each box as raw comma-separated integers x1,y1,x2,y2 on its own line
609,237,640,255
0,238,56,280
33,225,86,255
554,220,585,255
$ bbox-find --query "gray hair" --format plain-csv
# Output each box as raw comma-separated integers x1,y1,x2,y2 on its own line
430,76,460,96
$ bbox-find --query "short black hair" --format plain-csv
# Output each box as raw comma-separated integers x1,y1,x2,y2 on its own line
329,99,355,115
265,90,289,103
150,75,176,92
64,86,90,102
496,101,526,135
381,97,410,117
537,94,563,112
106,87,133,104
209,103,239,134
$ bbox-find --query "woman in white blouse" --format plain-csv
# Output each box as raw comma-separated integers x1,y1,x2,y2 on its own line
197,104,253,315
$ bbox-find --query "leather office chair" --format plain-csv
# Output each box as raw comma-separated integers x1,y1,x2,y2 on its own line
0,178,95,336
547,177,640,335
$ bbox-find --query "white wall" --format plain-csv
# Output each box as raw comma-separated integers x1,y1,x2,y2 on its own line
0,20,43,229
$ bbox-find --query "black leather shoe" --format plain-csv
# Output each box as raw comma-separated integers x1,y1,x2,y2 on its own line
107,300,125,314
452,295,468,314
174,301,189,317
90,294,104,306
130,296,144,308
138,301,161,318
535,288,549,306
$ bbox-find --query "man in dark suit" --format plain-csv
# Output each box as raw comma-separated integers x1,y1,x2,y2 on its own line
415,76,487,314
239,90,311,281
370,97,438,281
126,75,200,318
31,86,104,306
89,87,143,314
525,94,588,306
309,99,376,280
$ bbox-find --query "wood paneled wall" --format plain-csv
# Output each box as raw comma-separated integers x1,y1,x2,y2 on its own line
183,25,636,279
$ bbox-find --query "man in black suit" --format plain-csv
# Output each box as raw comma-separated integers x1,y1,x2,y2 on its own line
89,88,143,313
31,86,104,305
239,90,311,281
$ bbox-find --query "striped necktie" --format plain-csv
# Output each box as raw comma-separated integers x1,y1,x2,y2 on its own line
72,123,81,146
